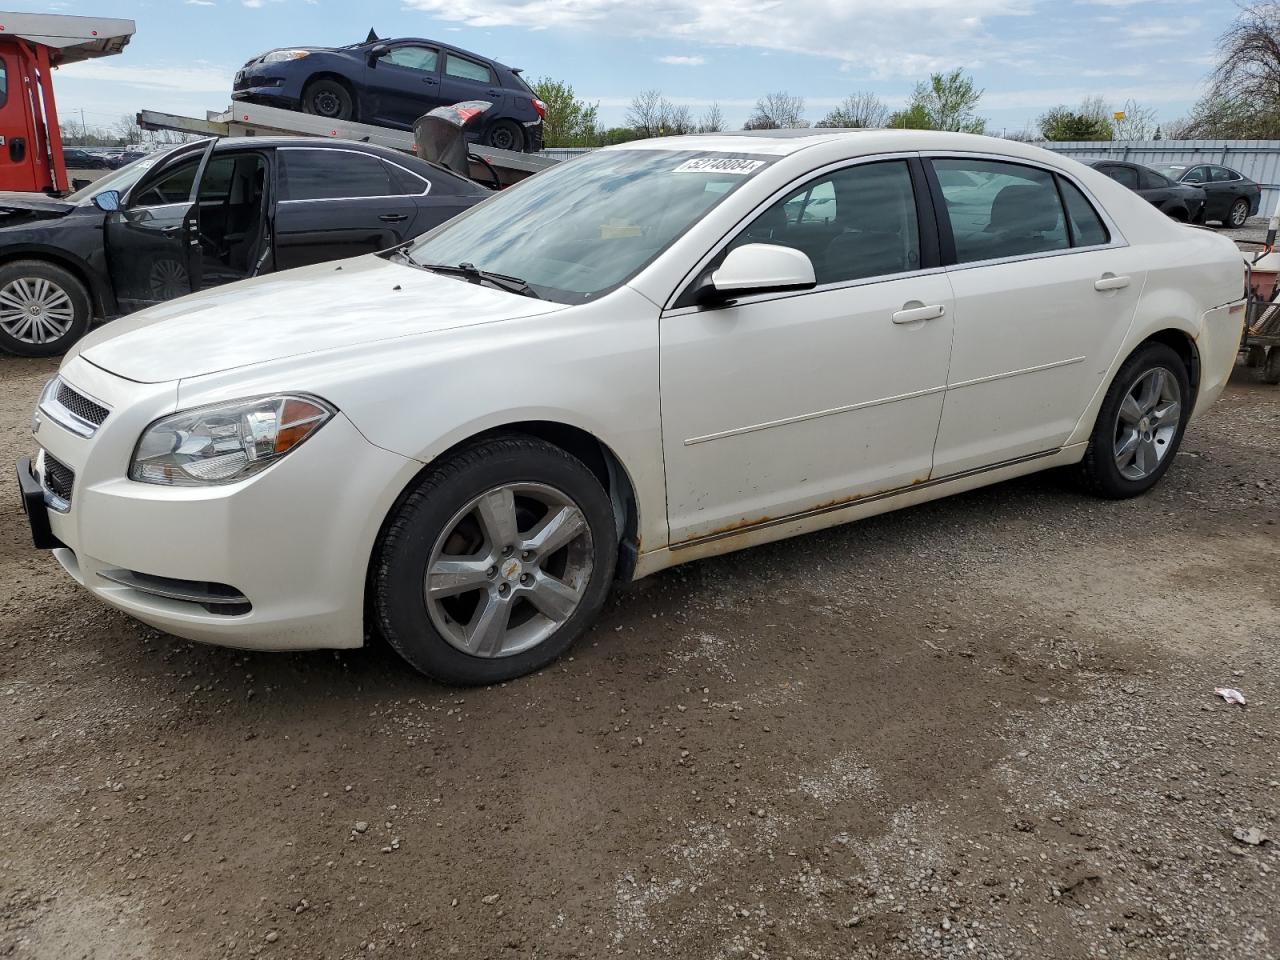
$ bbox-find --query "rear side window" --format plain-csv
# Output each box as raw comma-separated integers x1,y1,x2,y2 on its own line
932,158,1067,264
279,149,393,200
731,160,920,285
1058,178,1110,247
1139,168,1170,189
384,161,429,196
383,46,438,72
1210,166,1238,182
445,53,494,84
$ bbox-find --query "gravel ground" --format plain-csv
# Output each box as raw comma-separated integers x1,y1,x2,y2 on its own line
1,352,1278,960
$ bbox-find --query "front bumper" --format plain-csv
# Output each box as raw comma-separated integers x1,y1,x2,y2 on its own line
22,357,420,651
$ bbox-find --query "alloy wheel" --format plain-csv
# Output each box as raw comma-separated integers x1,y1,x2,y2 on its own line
1113,366,1181,481
1230,199,1249,228
0,277,75,345
424,482,594,658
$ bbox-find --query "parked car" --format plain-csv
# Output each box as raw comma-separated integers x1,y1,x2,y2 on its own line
1153,163,1262,228
0,136,488,356
1081,159,1208,223
105,149,150,170
61,148,111,170
232,33,545,153
18,131,1245,685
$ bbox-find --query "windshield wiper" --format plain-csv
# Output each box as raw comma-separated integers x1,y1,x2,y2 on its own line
416,260,542,299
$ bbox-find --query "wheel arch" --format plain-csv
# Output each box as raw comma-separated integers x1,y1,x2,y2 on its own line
0,246,112,317
1142,327,1201,397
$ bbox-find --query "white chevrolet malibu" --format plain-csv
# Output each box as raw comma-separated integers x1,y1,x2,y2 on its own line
18,130,1246,684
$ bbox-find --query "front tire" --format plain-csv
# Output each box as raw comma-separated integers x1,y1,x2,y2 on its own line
301,78,354,121
374,436,617,685
1078,342,1191,499
0,260,92,357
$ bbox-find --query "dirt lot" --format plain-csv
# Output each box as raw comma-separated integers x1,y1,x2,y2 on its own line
1,351,1277,960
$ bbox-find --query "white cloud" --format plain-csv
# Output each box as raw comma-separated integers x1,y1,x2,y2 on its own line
243,0,265,7
401,0,1034,76
185,0,215,6
658,55,705,66
55,60,234,93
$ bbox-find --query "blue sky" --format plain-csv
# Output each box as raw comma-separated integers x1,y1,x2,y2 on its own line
49,0,1231,136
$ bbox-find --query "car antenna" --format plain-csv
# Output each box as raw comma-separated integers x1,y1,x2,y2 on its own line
366,28,380,43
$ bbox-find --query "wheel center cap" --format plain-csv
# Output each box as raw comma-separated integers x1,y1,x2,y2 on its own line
500,557,523,582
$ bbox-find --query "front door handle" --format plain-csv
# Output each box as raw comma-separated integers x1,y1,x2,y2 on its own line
1094,274,1130,292
892,303,946,324
422,77,438,85
379,213,409,223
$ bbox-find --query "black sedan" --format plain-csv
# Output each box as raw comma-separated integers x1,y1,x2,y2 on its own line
232,33,545,153
1153,163,1262,228
1082,159,1206,223
0,137,488,357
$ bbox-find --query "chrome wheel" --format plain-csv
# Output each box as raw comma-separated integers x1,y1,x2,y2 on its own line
1113,366,1181,481
425,482,594,659
0,277,75,345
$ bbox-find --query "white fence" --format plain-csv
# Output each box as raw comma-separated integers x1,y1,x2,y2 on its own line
545,139,1280,215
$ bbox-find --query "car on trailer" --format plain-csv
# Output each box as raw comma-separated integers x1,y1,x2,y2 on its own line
0,136,488,356
17,130,1248,686
232,32,545,153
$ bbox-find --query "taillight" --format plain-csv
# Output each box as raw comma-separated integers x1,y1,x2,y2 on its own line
532,98,546,119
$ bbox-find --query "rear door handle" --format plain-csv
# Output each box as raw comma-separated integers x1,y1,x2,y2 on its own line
1094,274,1130,292
379,213,409,223
892,303,946,324
422,77,438,85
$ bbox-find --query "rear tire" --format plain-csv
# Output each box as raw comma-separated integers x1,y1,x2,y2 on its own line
0,260,92,357
485,119,524,152
1261,347,1280,385
1229,198,1250,228
301,78,354,121
1078,342,1191,499
374,436,617,685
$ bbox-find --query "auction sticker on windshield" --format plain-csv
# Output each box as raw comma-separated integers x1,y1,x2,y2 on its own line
672,158,766,175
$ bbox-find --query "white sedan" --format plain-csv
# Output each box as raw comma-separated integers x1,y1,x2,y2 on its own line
18,130,1246,684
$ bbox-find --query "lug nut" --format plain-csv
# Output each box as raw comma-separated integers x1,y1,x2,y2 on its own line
486,566,497,578
521,550,532,561
498,583,509,594
502,545,513,557
520,574,530,585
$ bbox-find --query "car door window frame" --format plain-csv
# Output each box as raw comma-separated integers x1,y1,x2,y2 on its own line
123,142,213,209
380,43,440,73
275,146,432,203
666,153,941,312
921,152,1126,273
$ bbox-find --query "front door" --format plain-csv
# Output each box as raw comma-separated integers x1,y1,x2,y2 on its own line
366,44,444,127
105,140,215,310
0,45,42,192
660,158,956,544
927,156,1147,476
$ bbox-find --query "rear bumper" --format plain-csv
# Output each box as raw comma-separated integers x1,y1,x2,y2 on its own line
1192,299,1248,418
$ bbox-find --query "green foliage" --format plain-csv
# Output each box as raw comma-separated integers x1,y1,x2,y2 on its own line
531,77,600,148
1038,105,1114,141
887,103,932,129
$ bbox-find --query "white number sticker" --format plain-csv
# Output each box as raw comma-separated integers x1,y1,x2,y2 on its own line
672,157,765,175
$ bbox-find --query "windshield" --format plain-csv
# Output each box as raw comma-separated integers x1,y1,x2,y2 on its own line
65,144,187,205
405,149,776,303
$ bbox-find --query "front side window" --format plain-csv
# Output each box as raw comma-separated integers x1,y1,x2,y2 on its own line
1100,165,1139,189
383,46,438,72
933,158,1067,263
131,156,201,207
1139,168,1171,190
730,160,921,285
406,149,774,303
445,53,494,84
279,149,393,200
0,59,7,108
1184,165,1210,183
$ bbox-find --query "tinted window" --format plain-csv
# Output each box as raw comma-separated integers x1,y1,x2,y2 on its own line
385,161,429,196
1059,178,1109,247
1210,166,1238,182
279,149,393,200
933,158,1067,263
732,160,920,284
445,53,493,84
384,46,438,72
1100,165,1139,189
131,156,200,207
1184,166,1210,183
1139,168,1171,189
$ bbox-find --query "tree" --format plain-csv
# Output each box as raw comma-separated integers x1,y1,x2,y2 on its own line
627,89,672,138
116,113,145,147
698,102,725,133
531,77,600,147
887,102,931,129
667,104,696,135
1038,97,1114,141
1175,2,1280,139
1112,98,1158,140
816,92,890,128
909,69,985,133
744,91,807,130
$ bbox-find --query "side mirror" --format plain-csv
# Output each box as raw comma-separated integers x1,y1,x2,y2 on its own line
368,43,390,65
695,243,816,307
93,189,121,212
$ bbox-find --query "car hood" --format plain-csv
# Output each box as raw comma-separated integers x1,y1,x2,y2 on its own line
74,255,566,384
0,192,75,221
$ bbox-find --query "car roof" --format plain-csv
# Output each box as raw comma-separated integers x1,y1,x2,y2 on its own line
374,37,512,69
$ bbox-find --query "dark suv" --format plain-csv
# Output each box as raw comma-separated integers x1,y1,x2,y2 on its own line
232,35,545,152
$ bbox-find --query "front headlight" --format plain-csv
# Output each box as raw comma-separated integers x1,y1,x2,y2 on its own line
261,49,311,64
130,395,334,486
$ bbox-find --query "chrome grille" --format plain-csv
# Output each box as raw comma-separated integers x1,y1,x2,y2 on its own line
42,452,75,505
56,381,109,427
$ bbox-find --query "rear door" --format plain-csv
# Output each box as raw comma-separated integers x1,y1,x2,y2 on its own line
105,140,216,309
273,146,427,269
439,51,505,112
365,43,444,127
1205,165,1241,221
